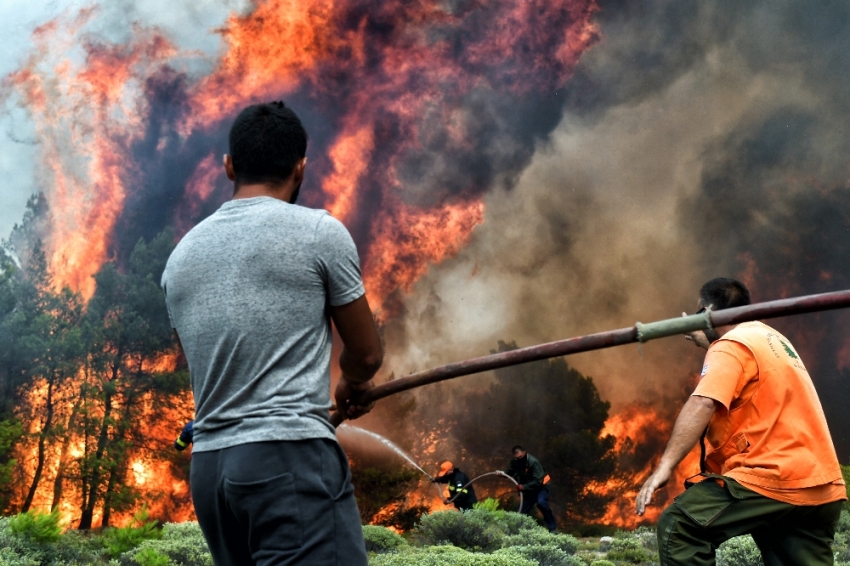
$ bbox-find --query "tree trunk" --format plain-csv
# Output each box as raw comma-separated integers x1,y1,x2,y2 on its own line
21,372,56,512
52,390,83,510
78,358,119,530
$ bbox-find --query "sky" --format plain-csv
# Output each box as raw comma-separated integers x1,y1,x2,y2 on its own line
0,0,248,239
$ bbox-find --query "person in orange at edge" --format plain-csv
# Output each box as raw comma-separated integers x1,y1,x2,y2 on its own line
636,278,845,566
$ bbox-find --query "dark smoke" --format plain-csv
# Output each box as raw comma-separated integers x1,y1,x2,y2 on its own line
383,0,850,467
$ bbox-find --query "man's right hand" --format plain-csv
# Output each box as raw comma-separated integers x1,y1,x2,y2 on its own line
636,465,673,516
334,376,376,420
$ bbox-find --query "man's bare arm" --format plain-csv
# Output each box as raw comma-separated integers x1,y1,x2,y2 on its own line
635,395,719,516
330,295,383,384
330,295,383,419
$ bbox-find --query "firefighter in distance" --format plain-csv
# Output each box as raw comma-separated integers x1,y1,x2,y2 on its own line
432,461,478,510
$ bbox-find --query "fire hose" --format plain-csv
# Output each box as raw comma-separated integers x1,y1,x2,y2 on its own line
440,471,524,514
330,288,850,427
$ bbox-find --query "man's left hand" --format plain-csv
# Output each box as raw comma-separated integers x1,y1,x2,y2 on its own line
635,465,672,516
334,377,376,420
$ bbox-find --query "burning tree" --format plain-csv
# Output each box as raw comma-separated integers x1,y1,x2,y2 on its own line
0,203,192,527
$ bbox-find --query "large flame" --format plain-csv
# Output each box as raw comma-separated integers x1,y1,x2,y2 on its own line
3,0,600,525
593,404,700,528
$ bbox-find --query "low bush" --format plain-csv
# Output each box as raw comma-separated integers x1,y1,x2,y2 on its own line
0,516,107,566
8,509,62,544
362,525,407,554
414,511,503,552
605,535,657,564
501,530,579,555
0,547,39,566
102,507,162,558
589,561,615,566
716,535,763,566
495,544,583,566
472,498,501,512
122,522,212,566
368,545,536,566
132,548,171,566
838,510,850,534
489,511,539,536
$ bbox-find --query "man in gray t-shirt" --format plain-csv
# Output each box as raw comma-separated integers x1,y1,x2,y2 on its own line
161,102,382,566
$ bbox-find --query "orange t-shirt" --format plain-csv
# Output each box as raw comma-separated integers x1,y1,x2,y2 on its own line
692,325,845,506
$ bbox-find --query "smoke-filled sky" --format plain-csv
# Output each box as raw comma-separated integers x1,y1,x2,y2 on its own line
2,0,850,463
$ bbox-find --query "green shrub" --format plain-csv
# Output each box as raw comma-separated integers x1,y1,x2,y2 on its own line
495,544,583,566
0,515,106,565
590,561,615,566
363,525,407,554
368,545,536,566
123,523,212,566
8,509,62,543
605,535,657,563
0,547,39,566
486,510,539,536
716,535,763,566
472,498,501,512
838,510,850,534
501,530,579,554
102,507,162,557
414,511,503,552
133,548,171,566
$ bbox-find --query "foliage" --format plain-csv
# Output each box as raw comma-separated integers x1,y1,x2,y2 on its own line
132,548,170,566
604,535,657,563
589,561,615,566
501,529,579,554
368,545,536,566
0,547,39,566
838,510,850,533
123,522,212,566
414,510,504,552
8,509,62,544
473,498,501,512
494,544,584,566
413,507,543,551
363,525,408,554
102,507,162,557
716,535,763,566
0,516,108,565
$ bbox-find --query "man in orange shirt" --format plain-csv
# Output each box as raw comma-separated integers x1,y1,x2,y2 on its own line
636,278,846,566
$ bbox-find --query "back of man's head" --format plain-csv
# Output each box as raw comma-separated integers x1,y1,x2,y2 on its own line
228,101,308,187
699,278,751,311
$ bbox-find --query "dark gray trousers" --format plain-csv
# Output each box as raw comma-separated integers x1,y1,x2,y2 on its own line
191,438,368,566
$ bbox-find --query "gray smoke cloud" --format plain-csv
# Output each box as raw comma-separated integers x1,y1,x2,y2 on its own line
382,0,850,457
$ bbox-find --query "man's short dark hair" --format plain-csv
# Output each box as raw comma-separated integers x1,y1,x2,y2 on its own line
699,278,751,311
512,445,525,453
228,101,308,186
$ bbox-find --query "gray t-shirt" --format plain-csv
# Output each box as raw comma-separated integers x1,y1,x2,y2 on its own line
161,197,365,452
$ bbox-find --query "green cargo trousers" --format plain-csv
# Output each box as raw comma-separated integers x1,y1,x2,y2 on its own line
657,476,843,566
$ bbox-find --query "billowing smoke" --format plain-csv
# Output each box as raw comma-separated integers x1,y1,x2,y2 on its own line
2,0,850,526
384,0,850,463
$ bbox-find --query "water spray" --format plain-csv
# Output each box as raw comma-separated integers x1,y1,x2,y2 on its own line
337,424,443,500
331,288,850,427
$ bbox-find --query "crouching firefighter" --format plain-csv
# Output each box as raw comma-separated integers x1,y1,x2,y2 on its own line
504,445,556,532
432,461,477,510
174,420,194,451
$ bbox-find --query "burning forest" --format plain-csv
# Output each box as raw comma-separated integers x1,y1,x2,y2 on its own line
1,0,850,536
